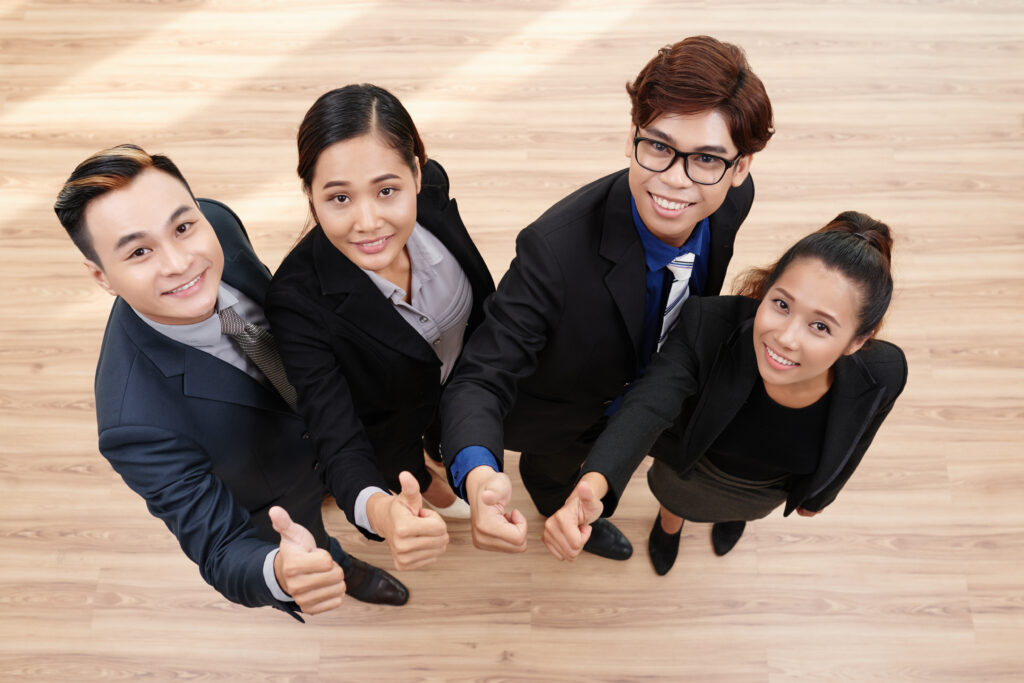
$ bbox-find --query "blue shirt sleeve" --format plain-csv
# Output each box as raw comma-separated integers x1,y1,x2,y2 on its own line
451,446,500,500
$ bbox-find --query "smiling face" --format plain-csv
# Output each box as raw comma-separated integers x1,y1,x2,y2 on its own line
307,133,421,281
753,257,870,406
82,167,224,326
626,110,751,247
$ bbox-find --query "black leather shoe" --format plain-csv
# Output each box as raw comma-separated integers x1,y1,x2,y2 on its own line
582,518,633,560
344,556,409,606
711,521,746,556
648,516,681,576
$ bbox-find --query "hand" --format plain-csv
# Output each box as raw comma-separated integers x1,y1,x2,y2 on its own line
368,471,450,571
270,506,346,615
796,507,820,517
543,478,605,561
465,466,528,553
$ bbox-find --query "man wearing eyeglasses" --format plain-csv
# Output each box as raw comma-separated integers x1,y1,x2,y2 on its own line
442,35,775,558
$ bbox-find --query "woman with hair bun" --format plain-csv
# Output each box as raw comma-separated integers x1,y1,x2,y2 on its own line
543,212,908,575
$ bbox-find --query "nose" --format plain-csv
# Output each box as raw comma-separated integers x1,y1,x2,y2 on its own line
777,317,800,349
660,155,694,188
161,241,192,275
355,199,380,232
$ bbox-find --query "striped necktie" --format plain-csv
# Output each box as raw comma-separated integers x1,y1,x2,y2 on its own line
219,306,298,410
657,253,695,350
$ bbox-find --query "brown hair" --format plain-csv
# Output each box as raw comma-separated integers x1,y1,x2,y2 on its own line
54,144,194,266
734,211,895,339
626,35,774,155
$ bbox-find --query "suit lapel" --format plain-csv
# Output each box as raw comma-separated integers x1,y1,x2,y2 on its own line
311,228,436,364
599,172,646,357
117,298,290,414
682,319,759,459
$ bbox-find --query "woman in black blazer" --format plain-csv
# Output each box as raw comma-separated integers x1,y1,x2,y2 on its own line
543,212,907,574
267,85,495,546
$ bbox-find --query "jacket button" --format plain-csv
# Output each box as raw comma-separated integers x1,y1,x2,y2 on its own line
312,460,320,471
301,432,310,440
602,399,613,406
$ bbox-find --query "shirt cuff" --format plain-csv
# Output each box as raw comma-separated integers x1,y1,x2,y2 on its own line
355,486,390,536
264,548,293,603
451,446,499,500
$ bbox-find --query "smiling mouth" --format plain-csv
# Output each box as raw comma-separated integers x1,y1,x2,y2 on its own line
765,344,798,367
355,236,390,248
651,193,694,211
165,273,202,295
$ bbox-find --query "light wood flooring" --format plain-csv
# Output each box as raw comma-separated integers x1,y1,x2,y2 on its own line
1,1,1022,680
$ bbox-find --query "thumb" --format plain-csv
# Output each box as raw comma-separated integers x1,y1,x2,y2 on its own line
269,506,316,553
574,481,595,524
397,471,422,516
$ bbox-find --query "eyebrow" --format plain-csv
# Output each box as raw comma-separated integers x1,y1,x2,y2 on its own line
643,126,731,156
775,286,843,328
321,173,402,190
113,205,195,251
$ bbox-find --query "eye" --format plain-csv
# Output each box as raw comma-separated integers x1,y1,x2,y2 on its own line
128,247,151,260
650,141,670,153
330,194,350,204
174,221,193,235
772,298,789,312
811,321,831,335
379,187,395,198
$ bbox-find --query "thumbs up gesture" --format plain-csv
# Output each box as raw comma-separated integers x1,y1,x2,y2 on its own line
270,506,346,615
542,474,607,561
367,471,450,571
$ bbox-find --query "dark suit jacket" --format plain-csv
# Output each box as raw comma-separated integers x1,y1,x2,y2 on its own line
266,160,495,491
94,199,377,616
582,296,909,517
442,168,755,464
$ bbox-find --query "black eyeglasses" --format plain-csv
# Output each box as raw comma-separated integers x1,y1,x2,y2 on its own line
633,128,741,185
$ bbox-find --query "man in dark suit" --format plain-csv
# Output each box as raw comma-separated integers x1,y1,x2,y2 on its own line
442,35,776,558
54,144,447,620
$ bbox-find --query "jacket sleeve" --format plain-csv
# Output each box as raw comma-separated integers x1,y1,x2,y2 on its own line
98,424,299,617
798,343,909,513
265,288,390,540
441,226,566,468
580,298,706,516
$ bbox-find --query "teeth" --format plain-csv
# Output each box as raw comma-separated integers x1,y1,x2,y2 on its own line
360,237,387,247
169,275,200,294
766,345,797,366
652,195,690,211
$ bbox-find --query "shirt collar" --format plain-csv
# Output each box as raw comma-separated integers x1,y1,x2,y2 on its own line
630,196,709,272
132,283,239,348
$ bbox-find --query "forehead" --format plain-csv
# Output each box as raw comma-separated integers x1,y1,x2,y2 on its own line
773,258,862,317
311,134,412,182
641,110,737,153
83,168,195,247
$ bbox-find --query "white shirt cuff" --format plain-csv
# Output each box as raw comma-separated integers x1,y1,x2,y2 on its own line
355,486,390,535
263,548,294,603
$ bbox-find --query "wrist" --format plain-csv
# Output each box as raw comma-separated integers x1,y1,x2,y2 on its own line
465,465,498,501
579,471,609,500
366,491,393,536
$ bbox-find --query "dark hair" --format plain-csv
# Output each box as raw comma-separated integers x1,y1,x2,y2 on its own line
626,35,774,156
734,211,895,339
296,84,426,194
54,144,195,266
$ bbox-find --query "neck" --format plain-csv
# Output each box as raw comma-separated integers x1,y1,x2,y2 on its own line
763,367,834,409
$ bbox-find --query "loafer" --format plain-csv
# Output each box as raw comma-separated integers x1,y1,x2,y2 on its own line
711,521,746,556
344,556,409,606
648,516,681,576
582,518,633,560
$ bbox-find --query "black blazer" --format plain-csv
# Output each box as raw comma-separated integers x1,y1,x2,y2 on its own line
266,160,495,490
442,168,755,464
582,296,909,517
94,199,369,615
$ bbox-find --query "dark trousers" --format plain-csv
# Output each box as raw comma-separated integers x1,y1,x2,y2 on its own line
518,416,608,516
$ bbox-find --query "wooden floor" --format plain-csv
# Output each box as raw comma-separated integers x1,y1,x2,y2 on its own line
1,1,1022,680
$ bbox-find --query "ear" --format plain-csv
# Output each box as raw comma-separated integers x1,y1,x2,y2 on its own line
624,124,636,160
413,160,422,195
843,332,873,356
729,154,753,188
84,259,116,297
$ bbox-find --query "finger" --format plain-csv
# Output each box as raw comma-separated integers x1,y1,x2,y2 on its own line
397,471,423,516
280,548,336,579
269,506,316,553
291,576,346,615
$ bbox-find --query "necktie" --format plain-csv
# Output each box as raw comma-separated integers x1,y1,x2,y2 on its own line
219,306,298,410
657,253,695,350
